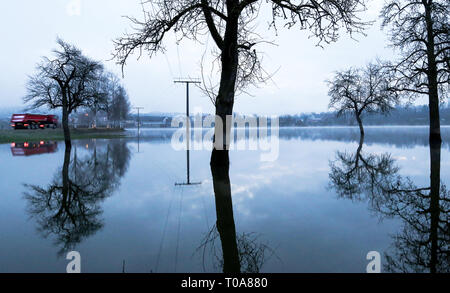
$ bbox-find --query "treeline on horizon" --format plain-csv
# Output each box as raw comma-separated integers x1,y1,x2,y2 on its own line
3,103,449,129
126,103,450,128
278,104,450,127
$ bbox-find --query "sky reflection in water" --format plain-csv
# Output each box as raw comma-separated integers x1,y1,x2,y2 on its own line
0,126,448,272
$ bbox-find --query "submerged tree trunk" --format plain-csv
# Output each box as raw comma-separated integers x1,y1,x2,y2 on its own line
210,149,240,273
428,88,441,143
425,3,441,143
210,8,240,268
210,13,240,265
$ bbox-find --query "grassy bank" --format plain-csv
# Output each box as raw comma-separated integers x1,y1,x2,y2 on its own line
0,128,127,144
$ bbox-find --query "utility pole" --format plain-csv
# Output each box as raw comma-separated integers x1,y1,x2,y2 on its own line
134,106,144,153
174,78,201,186
134,106,144,133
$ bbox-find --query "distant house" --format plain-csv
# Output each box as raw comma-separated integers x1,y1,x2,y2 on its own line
308,115,323,125
141,116,171,128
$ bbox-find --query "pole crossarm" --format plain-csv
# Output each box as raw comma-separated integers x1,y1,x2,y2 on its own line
173,78,201,84
175,182,202,186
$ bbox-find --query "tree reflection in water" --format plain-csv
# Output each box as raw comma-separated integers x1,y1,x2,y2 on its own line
197,225,277,273
197,150,277,273
329,138,449,273
24,140,131,256
329,136,399,202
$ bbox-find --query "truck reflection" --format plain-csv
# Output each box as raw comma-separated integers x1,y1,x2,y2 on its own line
10,141,58,156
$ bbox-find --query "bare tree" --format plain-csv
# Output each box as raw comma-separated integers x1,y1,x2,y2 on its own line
87,73,111,128
24,38,104,145
109,85,131,128
381,0,449,143
113,0,370,153
327,63,397,136
95,72,131,128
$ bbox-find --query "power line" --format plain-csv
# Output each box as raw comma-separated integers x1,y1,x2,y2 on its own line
155,188,176,273
176,44,183,78
174,187,184,272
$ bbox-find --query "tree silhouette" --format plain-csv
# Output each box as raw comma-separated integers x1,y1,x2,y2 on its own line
24,39,105,146
113,0,370,151
97,73,131,128
381,0,449,143
327,62,397,136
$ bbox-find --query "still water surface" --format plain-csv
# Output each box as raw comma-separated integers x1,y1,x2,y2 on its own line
0,127,448,272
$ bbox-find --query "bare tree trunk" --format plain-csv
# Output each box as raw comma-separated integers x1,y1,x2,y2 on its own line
93,105,98,128
356,114,365,138
428,90,441,143
213,6,239,153
425,3,441,143
62,93,71,147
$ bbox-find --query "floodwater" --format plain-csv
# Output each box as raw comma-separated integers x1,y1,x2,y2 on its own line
0,126,448,273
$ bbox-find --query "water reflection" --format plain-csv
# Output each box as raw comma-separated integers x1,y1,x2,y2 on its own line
10,141,58,156
23,140,131,256
205,150,277,273
2,127,448,272
329,138,449,272
128,126,450,149
175,149,201,186
329,135,399,201
210,150,241,272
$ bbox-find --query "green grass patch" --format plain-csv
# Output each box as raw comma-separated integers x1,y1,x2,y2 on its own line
0,128,127,144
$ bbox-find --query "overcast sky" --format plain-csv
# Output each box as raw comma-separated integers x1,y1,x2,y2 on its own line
0,0,411,115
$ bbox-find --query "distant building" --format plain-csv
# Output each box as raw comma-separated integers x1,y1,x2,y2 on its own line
140,116,171,128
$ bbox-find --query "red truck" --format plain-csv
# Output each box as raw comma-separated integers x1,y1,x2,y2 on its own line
10,114,58,129
10,141,58,156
